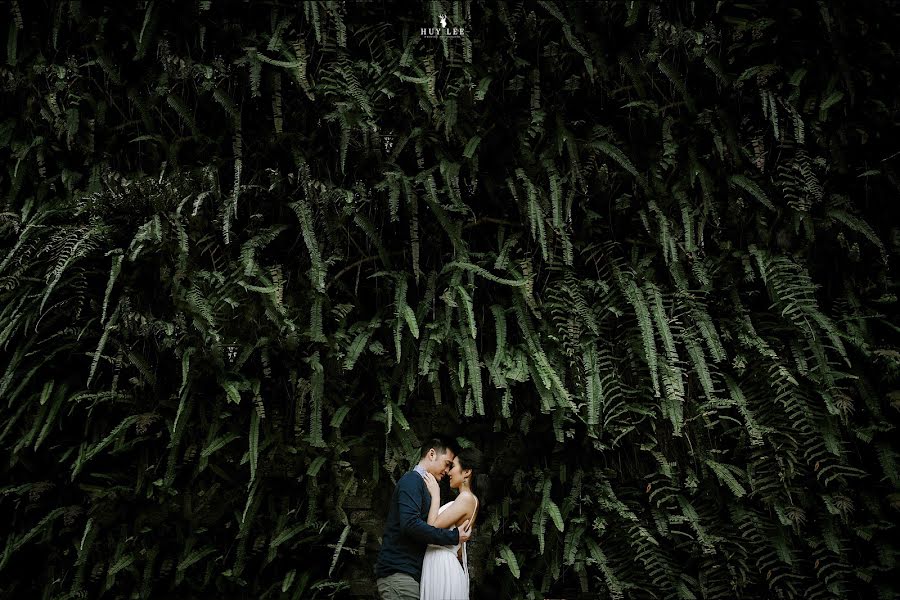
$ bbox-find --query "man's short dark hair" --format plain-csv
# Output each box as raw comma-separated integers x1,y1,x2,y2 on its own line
419,436,456,460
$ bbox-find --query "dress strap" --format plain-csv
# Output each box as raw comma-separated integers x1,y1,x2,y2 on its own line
463,497,478,576
455,496,478,574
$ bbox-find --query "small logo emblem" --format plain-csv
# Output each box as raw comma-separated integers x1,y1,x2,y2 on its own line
421,14,466,39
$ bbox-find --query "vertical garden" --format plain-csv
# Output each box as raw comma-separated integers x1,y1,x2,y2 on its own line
1,1,898,598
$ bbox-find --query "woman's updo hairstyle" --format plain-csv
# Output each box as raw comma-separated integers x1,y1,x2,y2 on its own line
456,446,489,498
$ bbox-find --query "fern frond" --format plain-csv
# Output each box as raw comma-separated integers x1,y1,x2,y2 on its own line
41,225,101,313
87,303,118,387
308,353,325,447
249,409,259,484
455,284,477,339
684,333,716,400
498,544,520,578
659,360,685,435
102,253,123,323
583,344,603,426
458,330,484,416
704,459,748,497
593,141,649,191
445,261,527,287
328,525,350,577
729,174,775,211
827,209,886,262
394,276,408,362
289,201,325,292
619,276,659,397
648,284,677,363
408,187,420,280
71,415,141,479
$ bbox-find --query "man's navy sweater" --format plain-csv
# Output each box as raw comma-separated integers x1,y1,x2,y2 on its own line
374,469,460,582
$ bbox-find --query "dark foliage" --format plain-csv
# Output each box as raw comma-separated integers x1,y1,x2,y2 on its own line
1,1,899,599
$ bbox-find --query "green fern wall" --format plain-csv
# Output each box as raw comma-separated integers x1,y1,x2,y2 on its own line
1,1,898,599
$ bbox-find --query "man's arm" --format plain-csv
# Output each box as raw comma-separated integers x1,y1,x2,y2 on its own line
396,476,460,546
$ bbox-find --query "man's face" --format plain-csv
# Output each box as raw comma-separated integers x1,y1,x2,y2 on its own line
426,448,455,480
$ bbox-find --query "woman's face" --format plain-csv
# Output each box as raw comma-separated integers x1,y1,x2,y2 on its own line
447,457,470,490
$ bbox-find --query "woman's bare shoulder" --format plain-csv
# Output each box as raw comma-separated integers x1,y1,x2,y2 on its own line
456,490,478,506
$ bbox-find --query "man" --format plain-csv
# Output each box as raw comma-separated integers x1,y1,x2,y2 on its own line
375,437,473,599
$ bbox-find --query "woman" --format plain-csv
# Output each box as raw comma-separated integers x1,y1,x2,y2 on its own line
419,447,483,600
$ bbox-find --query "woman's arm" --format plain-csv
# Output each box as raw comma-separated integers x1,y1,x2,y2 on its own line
423,473,441,526
432,493,476,530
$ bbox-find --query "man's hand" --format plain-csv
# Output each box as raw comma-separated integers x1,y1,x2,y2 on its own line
423,472,440,498
457,519,472,544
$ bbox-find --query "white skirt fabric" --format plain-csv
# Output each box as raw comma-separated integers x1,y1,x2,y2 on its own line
420,502,469,600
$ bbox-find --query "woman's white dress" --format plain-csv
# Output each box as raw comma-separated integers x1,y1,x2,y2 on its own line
420,500,475,600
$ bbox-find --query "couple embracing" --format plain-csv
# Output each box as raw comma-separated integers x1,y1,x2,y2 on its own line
375,437,484,600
